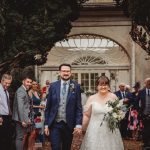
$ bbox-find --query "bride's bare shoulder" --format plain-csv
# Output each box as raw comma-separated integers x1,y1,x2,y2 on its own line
109,92,117,100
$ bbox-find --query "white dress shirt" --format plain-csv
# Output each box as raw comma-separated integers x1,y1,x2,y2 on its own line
146,88,150,96
121,92,126,99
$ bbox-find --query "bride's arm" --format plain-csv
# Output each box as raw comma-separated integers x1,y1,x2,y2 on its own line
82,97,92,131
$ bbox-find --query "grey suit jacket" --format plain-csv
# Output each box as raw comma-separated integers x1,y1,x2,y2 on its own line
12,85,30,123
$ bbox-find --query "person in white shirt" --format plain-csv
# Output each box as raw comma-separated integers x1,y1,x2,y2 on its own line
114,83,132,138
0,74,13,150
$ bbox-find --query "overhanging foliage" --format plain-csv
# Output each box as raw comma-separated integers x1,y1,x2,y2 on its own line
0,0,85,74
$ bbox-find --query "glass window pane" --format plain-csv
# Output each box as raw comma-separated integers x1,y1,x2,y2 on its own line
81,73,89,92
72,73,78,82
90,73,98,93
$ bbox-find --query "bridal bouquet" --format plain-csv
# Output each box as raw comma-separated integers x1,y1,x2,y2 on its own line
100,99,127,132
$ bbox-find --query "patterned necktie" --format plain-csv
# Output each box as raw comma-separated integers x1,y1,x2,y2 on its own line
148,89,150,96
122,92,125,99
4,90,12,115
62,82,67,96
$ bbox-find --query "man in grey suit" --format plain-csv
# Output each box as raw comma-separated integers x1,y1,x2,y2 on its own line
12,76,32,150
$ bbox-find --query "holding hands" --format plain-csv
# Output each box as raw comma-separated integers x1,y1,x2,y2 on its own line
73,128,82,136
44,126,83,136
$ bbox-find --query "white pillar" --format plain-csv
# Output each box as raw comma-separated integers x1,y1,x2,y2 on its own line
35,65,38,81
131,41,136,86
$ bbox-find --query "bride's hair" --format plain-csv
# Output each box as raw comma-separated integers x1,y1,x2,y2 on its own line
96,76,110,87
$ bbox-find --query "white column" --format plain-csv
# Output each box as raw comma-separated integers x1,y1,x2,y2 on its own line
131,41,136,86
35,65,38,81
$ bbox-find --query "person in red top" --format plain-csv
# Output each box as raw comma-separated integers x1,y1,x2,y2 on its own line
42,80,50,99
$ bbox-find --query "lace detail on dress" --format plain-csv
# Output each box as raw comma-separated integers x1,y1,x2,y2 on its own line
83,104,91,112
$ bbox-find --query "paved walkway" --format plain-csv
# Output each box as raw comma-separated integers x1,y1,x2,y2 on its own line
34,135,144,150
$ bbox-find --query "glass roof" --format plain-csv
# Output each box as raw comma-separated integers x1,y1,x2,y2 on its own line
55,34,119,52
45,34,130,66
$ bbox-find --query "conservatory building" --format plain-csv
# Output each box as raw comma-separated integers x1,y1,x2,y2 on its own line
36,0,150,93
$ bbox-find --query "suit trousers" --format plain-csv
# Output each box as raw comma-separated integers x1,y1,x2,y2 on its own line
143,118,150,145
15,122,28,150
50,121,73,150
0,115,14,150
120,111,129,138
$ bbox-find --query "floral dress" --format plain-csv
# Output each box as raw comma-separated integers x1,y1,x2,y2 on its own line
128,108,138,130
27,94,35,132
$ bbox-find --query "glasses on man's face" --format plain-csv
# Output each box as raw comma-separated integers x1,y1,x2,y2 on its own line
60,70,71,73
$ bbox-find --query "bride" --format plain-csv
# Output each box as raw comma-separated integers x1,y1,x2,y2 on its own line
80,76,124,150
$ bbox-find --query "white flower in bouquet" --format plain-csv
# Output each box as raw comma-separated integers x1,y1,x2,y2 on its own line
105,103,113,113
116,99,124,107
116,113,124,120
118,110,126,120
112,112,118,119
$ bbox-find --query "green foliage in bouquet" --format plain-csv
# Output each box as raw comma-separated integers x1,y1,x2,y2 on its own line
100,99,128,132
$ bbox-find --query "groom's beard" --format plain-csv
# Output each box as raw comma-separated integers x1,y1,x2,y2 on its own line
61,76,70,81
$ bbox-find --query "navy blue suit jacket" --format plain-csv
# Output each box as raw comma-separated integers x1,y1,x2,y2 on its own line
114,90,123,100
138,88,146,112
114,90,133,108
114,90,132,100
44,80,83,130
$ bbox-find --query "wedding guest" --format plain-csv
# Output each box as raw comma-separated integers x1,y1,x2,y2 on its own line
44,63,82,150
0,74,13,150
29,81,42,115
131,82,141,110
115,83,129,101
39,98,46,144
128,108,139,140
12,76,33,150
115,83,132,138
80,76,124,150
128,82,141,140
138,78,150,148
125,84,132,93
42,80,50,99
28,81,45,149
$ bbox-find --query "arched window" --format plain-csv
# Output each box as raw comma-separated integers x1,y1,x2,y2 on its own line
72,56,107,65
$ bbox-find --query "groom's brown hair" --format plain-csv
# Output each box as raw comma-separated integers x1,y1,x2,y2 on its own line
59,63,71,71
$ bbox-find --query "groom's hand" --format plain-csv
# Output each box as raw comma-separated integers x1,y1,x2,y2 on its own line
44,126,50,136
73,128,82,135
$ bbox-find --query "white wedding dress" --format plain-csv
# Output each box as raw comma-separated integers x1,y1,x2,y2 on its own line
80,101,124,150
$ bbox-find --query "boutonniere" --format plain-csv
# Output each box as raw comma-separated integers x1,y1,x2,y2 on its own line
69,83,75,93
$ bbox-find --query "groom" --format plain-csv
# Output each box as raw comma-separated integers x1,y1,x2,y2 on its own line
44,63,83,150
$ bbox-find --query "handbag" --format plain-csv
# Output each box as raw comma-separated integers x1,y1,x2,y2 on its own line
34,116,43,128
35,122,43,128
